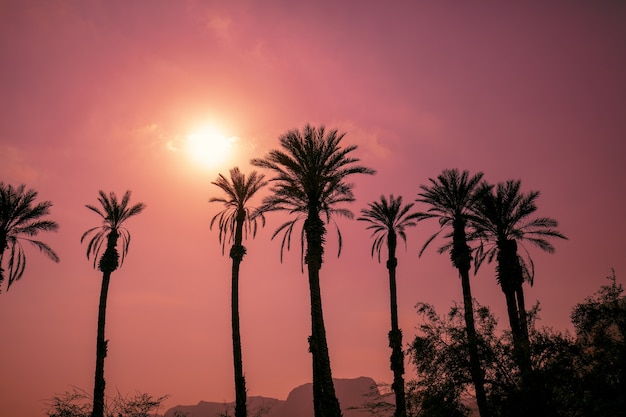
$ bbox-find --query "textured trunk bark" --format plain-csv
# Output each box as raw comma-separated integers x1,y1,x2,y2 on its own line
499,241,532,380
305,212,342,417
91,270,111,417
452,220,490,417
515,286,530,360
91,231,118,417
231,209,247,417
459,269,490,417
386,233,406,417
0,233,6,291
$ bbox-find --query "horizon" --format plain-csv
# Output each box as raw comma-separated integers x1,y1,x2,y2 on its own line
1,2,625,416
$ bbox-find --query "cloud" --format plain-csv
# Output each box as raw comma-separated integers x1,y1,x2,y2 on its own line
206,15,233,41
0,144,39,183
335,122,395,161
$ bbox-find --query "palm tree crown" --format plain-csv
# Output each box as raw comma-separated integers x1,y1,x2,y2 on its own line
358,194,420,263
0,182,59,293
81,190,145,272
416,168,485,269
471,179,567,285
209,167,267,256
251,124,375,263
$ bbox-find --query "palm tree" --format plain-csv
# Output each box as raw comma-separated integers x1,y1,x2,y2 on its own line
251,124,375,417
415,169,490,417
81,190,145,417
0,182,59,294
209,167,267,417
471,180,567,385
358,195,419,417
0,183,59,294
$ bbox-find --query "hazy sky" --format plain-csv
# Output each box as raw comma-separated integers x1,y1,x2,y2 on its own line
1,1,625,416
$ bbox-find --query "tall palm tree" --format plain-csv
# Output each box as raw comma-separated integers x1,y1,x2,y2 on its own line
416,169,490,417
252,124,375,417
0,182,59,293
209,167,267,417
471,180,567,385
81,190,145,417
358,195,419,417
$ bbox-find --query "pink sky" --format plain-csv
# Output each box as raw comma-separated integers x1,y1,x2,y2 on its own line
1,1,625,416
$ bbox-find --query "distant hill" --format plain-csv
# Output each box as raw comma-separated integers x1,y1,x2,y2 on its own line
164,376,394,417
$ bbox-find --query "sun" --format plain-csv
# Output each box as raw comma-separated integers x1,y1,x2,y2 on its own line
186,125,237,169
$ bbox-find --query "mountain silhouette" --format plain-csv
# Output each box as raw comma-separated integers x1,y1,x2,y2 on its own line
164,376,392,417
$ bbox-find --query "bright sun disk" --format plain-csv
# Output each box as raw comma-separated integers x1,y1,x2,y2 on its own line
186,125,236,169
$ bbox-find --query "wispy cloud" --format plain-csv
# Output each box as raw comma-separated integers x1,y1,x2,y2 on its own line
0,144,39,183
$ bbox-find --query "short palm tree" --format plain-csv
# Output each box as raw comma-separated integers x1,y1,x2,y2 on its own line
81,190,145,417
210,167,267,417
358,195,419,417
0,182,59,293
416,169,490,417
471,180,567,384
252,124,375,417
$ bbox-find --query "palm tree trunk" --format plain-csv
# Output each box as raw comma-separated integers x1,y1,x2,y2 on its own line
502,288,528,371
305,213,342,417
459,269,490,417
386,234,406,417
91,270,111,417
1,234,9,291
452,222,489,417
514,284,536,400
515,286,530,368
231,210,247,417
498,241,532,380
92,232,119,417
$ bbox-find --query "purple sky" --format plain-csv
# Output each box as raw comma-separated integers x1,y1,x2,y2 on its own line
1,1,625,416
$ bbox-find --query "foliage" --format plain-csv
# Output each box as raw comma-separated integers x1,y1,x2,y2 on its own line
216,403,273,417
471,179,567,285
408,302,484,417
358,194,420,263
209,167,267,255
346,382,395,417
0,182,59,292
570,269,626,416
415,168,484,264
251,123,375,266
80,190,145,271
408,272,626,417
45,388,168,417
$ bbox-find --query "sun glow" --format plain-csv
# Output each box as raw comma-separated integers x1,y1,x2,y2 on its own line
186,125,237,169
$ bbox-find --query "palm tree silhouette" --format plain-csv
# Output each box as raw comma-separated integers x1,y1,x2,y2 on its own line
210,167,267,417
471,180,567,385
358,195,419,417
416,169,490,417
0,182,59,293
81,190,145,417
252,124,375,417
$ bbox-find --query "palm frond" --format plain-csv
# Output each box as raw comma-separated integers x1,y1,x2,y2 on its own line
471,178,566,287
252,124,374,267
358,194,419,263
208,167,267,257
81,190,145,271
415,169,484,265
0,182,59,292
